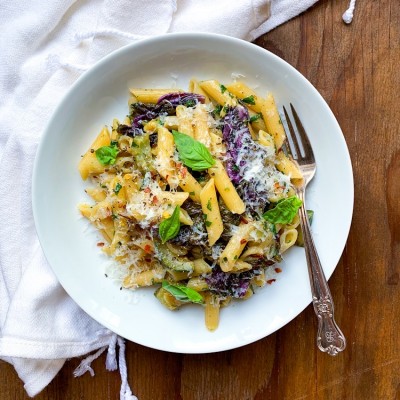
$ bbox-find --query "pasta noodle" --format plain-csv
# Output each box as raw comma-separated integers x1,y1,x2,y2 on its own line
261,93,286,150
78,77,305,331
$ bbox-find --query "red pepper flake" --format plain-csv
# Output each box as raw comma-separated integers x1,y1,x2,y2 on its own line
275,267,282,273
165,174,169,181
145,258,152,263
176,162,182,169
240,239,247,244
181,167,187,179
267,279,276,284
144,187,151,193
152,195,159,204
144,244,152,254
97,242,105,247
240,217,249,224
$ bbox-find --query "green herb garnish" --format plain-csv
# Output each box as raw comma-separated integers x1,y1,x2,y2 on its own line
213,104,223,116
113,183,122,195
242,95,256,105
205,220,212,227
95,144,119,166
162,281,204,304
262,196,302,225
249,113,262,123
159,206,181,243
172,130,215,171
184,99,196,108
220,84,227,94
207,199,212,211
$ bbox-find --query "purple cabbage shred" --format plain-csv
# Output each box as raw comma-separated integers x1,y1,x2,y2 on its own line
222,105,271,213
126,92,205,133
157,92,205,106
205,266,261,299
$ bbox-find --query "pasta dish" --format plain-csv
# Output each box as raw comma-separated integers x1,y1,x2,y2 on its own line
78,79,305,331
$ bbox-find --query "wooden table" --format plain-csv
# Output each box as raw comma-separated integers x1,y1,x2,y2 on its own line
2,0,399,398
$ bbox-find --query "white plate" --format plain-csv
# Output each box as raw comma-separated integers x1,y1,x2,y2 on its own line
33,33,353,353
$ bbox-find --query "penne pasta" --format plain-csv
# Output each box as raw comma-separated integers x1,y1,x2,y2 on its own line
78,78,305,331
155,125,178,188
219,222,255,272
188,78,211,103
176,105,194,137
78,126,111,180
261,93,286,150
204,292,220,332
193,104,211,148
275,150,303,180
279,228,298,253
129,88,183,103
258,129,275,150
248,110,267,132
177,166,202,203
226,81,265,113
200,178,223,246
208,160,245,214
199,80,237,107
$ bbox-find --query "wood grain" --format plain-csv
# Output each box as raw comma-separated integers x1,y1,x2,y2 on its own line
2,0,400,399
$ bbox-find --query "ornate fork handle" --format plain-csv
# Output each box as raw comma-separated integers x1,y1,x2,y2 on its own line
297,189,346,356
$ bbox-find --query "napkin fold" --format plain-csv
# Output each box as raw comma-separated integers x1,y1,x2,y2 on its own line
0,0,320,397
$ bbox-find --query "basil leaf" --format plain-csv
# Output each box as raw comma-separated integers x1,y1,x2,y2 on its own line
159,206,181,243
162,281,204,304
95,144,119,165
172,130,215,171
262,196,303,224
242,95,256,105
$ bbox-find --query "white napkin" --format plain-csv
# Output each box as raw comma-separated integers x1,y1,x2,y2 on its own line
0,0,319,398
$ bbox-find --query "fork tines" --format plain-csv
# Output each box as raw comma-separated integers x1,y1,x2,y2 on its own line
283,104,314,163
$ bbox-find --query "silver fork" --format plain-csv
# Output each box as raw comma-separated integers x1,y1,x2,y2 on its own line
283,104,346,356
